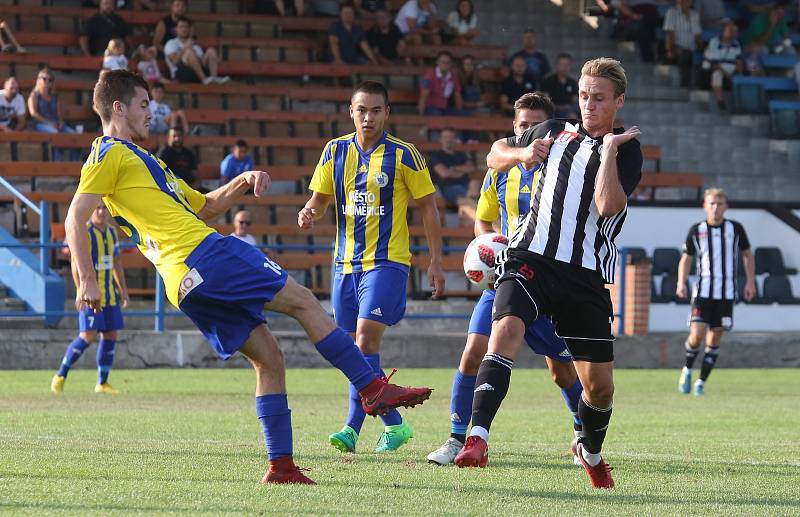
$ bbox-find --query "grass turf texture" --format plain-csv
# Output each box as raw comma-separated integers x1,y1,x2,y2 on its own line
1,369,798,515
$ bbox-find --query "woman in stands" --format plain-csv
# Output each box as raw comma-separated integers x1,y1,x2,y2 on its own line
27,68,80,161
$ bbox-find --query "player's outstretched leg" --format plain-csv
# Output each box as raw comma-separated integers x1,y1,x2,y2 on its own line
94,332,119,394
572,358,615,489
240,325,315,485
51,332,93,393
428,333,484,465
265,277,433,415
455,316,525,468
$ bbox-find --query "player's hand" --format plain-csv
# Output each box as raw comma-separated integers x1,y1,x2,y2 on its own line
428,260,445,299
298,206,316,229
743,281,756,302
78,279,102,312
676,282,688,299
120,291,130,309
523,138,553,165
603,126,640,154
242,170,271,197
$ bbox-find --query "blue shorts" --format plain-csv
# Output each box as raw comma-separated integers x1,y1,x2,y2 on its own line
179,233,288,360
79,305,124,333
332,264,408,332
467,289,573,362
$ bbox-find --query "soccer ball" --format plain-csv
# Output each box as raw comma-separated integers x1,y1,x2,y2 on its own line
463,233,509,290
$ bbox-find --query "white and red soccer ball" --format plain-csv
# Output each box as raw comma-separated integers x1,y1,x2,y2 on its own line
463,233,509,290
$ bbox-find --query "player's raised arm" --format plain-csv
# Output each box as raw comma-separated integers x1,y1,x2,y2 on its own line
414,193,445,298
65,193,104,312
486,131,553,172
594,126,640,217
298,192,332,229
198,170,271,220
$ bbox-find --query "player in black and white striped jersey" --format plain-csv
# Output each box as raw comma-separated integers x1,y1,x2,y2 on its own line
676,188,755,396
454,58,641,489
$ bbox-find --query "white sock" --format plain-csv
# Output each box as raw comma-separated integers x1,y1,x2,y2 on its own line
469,426,489,442
581,445,602,467
695,379,704,386
682,366,691,375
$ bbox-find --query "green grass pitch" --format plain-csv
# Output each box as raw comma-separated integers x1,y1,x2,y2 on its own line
1,368,798,515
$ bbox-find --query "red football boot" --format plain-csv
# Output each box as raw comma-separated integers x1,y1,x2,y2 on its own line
360,369,433,416
454,436,489,468
574,442,615,489
260,456,316,485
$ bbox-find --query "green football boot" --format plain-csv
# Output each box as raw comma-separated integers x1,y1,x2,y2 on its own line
329,426,358,453
374,421,414,453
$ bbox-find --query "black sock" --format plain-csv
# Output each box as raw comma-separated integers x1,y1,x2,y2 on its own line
699,346,719,381
684,341,700,370
470,353,513,433
578,396,613,454
450,432,467,443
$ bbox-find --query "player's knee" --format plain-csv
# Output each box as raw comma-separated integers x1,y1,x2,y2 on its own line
584,380,614,407
80,331,96,343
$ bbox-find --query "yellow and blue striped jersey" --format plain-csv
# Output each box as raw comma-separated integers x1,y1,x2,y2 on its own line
309,132,436,273
77,136,213,307
476,163,542,238
87,222,120,308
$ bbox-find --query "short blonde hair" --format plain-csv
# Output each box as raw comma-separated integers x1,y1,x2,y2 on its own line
704,188,728,201
580,58,627,97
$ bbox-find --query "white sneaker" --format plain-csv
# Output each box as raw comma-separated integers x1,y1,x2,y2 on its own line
212,75,231,84
427,437,464,465
202,76,215,85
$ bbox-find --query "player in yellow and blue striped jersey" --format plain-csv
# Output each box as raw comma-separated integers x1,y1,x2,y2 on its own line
427,92,585,466
299,81,445,454
51,203,129,395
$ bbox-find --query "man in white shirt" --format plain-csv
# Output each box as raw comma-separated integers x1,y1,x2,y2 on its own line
164,17,229,85
231,210,257,246
148,82,188,135
663,0,702,88
0,76,26,132
395,0,441,45
702,19,742,111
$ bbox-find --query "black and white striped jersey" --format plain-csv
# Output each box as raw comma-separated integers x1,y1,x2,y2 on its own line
683,219,750,300
505,120,643,283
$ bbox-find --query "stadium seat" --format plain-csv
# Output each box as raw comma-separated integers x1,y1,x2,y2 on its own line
656,274,689,304
755,247,797,275
769,100,800,139
623,247,648,263
652,248,681,275
761,275,800,304
732,76,798,114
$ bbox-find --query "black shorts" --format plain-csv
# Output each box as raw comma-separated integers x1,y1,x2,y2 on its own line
492,248,614,363
689,297,733,330
174,62,208,83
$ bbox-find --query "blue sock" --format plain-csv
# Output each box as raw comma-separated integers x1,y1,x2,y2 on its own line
561,377,584,428
365,354,402,427
314,328,375,391
450,369,476,441
96,339,116,385
57,337,89,378
255,393,293,461
346,382,365,434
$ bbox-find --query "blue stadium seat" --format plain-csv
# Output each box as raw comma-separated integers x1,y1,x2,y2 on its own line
762,275,800,304
769,100,800,139
733,76,798,113
652,247,681,275
761,55,799,70
755,247,798,275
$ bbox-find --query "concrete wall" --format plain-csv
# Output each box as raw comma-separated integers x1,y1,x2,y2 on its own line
4,329,800,370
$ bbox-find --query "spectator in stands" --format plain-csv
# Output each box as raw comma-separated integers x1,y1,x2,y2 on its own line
28,69,80,161
428,128,480,206
663,0,702,88
445,0,479,45
0,20,26,53
354,0,386,18
499,55,538,115
702,19,742,111
157,127,199,187
616,0,661,63
328,3,378,65
367,9,406,64
274,0,305,16
741,40,766,76
541,53,579,119
509,29,551,82
149,82,188,135
459,55,484,113
418,51,464,115
693,0,725,30
153,0,188,53
742,5,793,56
165,18,230,85
80,0,131,56
395,0,442,45
231,210,258,246
220,140,254,185
0,77,26,132
103,38,129,71
137,45,170,84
